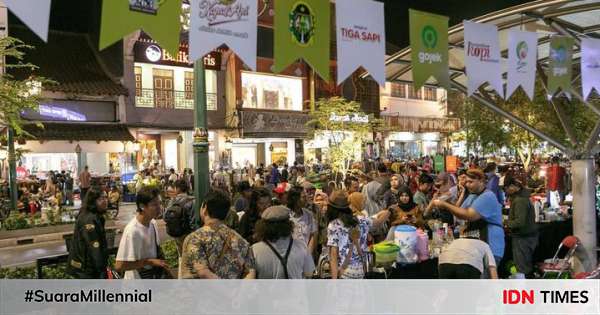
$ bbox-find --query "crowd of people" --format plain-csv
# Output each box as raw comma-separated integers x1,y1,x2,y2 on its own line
65,153,575,280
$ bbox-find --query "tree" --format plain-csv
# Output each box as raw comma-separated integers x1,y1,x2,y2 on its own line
306,97,381,181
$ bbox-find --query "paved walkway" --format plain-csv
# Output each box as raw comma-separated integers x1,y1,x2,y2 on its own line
0,204,170,268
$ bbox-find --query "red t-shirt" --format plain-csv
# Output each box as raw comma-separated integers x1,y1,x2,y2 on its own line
547,165,565,191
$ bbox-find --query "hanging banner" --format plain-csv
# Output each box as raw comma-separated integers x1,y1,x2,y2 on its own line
506,30,537,100
336,0,385,86
99,0,182,56
409,9,450,90
4,0,51,42
189,0,256,70
581,38,600,100
274,0,330,81
547,36,574,98
463,21,503,97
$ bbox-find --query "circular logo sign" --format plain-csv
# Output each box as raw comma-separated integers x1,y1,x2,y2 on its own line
551,45,567,63
421,25,438,49
288,2,315,46
516,41,528,60
145,45,162,62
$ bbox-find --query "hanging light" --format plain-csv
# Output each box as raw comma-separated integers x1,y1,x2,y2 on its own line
132,140,141,152
176,134,184,144
224,138,233,150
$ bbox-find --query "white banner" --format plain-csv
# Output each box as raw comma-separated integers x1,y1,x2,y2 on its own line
336,0,385,86
1,280,600,314
506,30,537,100
189,0,257,70
582,37,600,100
464,20,503,97
4,0,51,42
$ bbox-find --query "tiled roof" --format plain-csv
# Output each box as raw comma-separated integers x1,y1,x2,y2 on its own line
23,123,134,142
9,26,128,96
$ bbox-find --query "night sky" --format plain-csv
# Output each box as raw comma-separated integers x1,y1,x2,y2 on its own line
381,0,534,49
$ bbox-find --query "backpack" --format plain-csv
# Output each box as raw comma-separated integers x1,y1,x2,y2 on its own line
164,196,194,237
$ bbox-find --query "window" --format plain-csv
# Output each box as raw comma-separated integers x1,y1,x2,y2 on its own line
153,69,174,108
241,72,303,111
408,84,422,100
135,67,142,97
390,83,407,98
424,87,437,101
205,70,217,111
184,71,193,100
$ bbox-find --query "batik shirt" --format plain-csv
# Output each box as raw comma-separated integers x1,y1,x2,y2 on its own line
326,216,373,268
181,223,255,279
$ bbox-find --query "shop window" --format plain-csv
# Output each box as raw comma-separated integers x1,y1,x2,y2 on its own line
424,86,437,101
390,83,407,98
179,70,218,110
408,84,422,100
241,72,303,111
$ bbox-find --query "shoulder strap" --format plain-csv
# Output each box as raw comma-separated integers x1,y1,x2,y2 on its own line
264,238,294,279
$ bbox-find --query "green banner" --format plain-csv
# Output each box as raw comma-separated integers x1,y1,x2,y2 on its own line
434,154,445,173
547,36,574,96
409,9,450,90
99,0,182,56
274,0,330,81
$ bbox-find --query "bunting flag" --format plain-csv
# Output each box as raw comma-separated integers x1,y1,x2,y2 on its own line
463,21,503,97
99,0,182,56
547,36,574,98
506,30,537,100
409,9,450,90
4,0,51,42
274,0,330,81
336,0,385,86
581,38,600,100
189,0,256,69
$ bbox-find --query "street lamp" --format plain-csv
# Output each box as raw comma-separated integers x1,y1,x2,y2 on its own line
224,138,232,168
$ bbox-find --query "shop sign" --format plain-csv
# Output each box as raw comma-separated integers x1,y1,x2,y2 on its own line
384,116,460,133
242,110,309,137
329,113,369,123
39,104,87,121
446,155,459,173
22,100,115,122
134,40,221,70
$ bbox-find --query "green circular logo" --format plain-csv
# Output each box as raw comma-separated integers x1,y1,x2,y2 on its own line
289,2,315,46
422,25,437,49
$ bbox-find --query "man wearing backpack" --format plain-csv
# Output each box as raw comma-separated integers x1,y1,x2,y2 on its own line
164,179,198,255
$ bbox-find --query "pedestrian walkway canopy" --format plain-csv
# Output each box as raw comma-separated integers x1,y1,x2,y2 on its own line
373,0,600,156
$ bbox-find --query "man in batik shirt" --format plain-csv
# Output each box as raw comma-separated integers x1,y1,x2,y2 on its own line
180,189,256,279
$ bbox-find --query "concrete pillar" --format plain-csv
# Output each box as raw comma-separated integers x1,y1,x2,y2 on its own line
571,159,597,272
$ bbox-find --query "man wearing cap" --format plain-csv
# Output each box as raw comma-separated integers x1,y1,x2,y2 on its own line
504,177,538,277
427,169,504,266
252,206,315,279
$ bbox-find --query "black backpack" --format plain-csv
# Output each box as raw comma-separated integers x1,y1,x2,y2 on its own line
164,197,193,237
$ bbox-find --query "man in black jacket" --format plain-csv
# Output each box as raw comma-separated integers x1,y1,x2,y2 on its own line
67,188,109,278
504,177,538,277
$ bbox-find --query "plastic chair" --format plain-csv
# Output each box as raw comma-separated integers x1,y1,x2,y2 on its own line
540,235,580,279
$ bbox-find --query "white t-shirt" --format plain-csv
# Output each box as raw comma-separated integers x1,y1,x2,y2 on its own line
116,217,159,279
438,238,496,273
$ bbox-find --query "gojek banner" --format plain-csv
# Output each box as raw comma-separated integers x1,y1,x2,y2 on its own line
99,0,182,56
581,37,600,100
189,0,257,70
410,9,450,90
506,30,537,100
547,36,574,98
4,0,51,42
463,20,503,97
336,0,385,86
274,0,330,81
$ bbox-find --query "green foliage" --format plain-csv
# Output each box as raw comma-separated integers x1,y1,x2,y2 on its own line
0,264,73,279
3,212,32,230
306,97,382,178
0,36,53,136
448,80,598,162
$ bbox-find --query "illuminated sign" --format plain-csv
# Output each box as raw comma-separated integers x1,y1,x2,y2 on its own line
329,113,369,123
39,105,87,121
135,40,221,70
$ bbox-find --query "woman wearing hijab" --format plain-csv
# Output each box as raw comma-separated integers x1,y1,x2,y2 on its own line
387,185,423,231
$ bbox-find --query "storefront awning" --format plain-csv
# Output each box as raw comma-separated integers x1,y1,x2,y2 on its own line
22,123,135,142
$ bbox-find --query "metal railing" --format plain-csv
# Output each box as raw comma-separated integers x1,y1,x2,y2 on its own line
135,89,217,110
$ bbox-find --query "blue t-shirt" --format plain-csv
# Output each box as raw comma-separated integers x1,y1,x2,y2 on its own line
461,190,505,258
